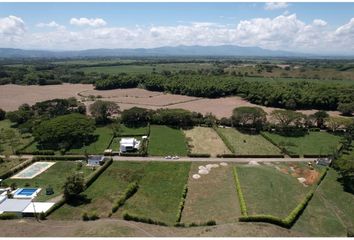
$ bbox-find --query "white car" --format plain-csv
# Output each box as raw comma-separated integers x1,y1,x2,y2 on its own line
165,156,172,159
172,156,179,160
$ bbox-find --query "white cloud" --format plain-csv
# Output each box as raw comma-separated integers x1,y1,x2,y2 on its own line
313,19,327,27
36,21,65,30
0,15,25,36
70,17,106,27
265,2,289,10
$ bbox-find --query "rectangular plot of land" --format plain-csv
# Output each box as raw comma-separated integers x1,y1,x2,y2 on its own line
217,128,281,155
11,162,56,179
184,127,231,156
181,162,240,224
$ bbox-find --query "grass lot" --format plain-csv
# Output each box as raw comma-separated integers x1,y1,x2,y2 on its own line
293,169,354,236
51,161,191,225
119,124,149,136
121,162,191,225
50,162,146,219
3,161,93,201
0,158,26,176
217,128,281,155
183,127,231,156
148,125,188,156
0,120,34,155
67,127,113,154
262,131,342,156
181,162,240,224
237,164,315,218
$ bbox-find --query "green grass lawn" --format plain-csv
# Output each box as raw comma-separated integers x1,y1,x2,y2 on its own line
3,161,94,201
217,128,281,155
262,131,342,156
119,124,149,136
148,125,188,156
236,164,315,218
67,127,113,154
0,120,34,155
0,158,26,176
122,162,191,225
50,162,147,220
293,169,354,236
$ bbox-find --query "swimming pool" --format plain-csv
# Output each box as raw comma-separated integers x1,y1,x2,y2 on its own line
13,188,41,199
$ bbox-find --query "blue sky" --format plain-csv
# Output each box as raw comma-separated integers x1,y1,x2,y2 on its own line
1,2,354,54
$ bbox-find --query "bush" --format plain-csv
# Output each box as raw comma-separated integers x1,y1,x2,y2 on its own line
112,181,139,213
206,220,216,226
33,155,86,161
16,150,55,155
187,153,211,158
216,154,238,158
303,154,330,158
85,158,113,188
82,211,99,221
176,184,188,223
38,212,46,220
82,212,89,221
232,167,247,216
174,222,185,227
0,213,19,220
0,158,35,179
122,212,168,226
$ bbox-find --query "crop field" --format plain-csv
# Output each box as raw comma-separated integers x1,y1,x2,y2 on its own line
262,131,342,156
236,163,321,218
0,120,34,155
181,162,240,224
216,127,281,155
184,127,231,156
3,161,93,201
0,158,26,176
51,162,147,220
148,125,188,156
293,169,354,237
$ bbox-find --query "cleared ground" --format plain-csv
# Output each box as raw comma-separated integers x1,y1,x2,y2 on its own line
148,125,188,156
183,127,231,156
217,128,281,155
181,162,240,224
3,161,93,201
262,131,342,156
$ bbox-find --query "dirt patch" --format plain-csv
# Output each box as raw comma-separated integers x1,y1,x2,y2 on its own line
289,166,320,185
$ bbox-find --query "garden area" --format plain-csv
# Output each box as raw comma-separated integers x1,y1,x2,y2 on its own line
148,125,188,156
262,131,342,156
0,157,27,176
216,127,281,155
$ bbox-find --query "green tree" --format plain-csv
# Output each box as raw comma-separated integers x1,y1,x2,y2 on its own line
270,110,305,128
231,107,267,130
312,110,329,128
338,102,354,116
121,107,151,127
89,100,119,124
0,108,5,121
63,173,85,201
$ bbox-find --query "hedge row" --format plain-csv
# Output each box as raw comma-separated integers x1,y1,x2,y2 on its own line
44,197,66,217
259,132,287,154
85,158,113,188
16,150,55,155
82,212,100,221
176,184,188,223
0,158,35,179
232,167,247,216
289,154,301,158
112,181,139,213
187,153,211,158
120,152,144,157
188,220,217,227
303,154,330,158
217,154,284,158
0,213,19,220
33,155,86,161
123,212,168,226
212,126,235,153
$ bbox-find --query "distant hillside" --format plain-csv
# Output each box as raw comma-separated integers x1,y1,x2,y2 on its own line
0,45,311,59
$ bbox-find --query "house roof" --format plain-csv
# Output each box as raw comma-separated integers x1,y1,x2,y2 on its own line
120,138,136,145
0,199,31,213
88,155,104,161
22,202,55,214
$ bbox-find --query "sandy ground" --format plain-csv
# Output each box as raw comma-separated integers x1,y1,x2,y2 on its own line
0,84,344,118
184,127,231,156
0,218,303,237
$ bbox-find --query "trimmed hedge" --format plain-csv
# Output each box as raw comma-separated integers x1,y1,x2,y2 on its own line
16,150,55,155
217,154,284,158
289,154,300,158
85,158,113,188
120,152,144,157
260,132,286,153
212,125,235,153
44,197,66,217
188,220,217,227
303,154,330,158
0,158,35,179
187,153,211,158
82,211,100,221
112,181,139,213
0,213,19,220
33,155,86,161
123,212,168,226
217,154,238,158
176,184,188,223
232,167,247,216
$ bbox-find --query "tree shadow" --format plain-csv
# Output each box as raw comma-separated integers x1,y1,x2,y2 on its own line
66,194,92,207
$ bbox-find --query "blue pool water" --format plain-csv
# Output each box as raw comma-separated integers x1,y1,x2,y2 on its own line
16,188,38,196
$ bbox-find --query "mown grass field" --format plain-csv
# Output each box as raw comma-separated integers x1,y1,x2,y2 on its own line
0,158,26,176
262,131,342,156
0,120,34,155
217,128,281,155
119,124,149,136
3,161,93,201
236,164,316,218
293,169,354,237
181,162,240,224
183,127,231,156
148,125,188,156
51,162,147,219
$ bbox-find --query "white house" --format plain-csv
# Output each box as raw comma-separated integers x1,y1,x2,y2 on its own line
87,155,105,166
120,138,141,153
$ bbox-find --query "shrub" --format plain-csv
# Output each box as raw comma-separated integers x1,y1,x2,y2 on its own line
0,213,19,220
112,181,139,213
38,212,46,220
16,150,55,155
174,222,185,227
232,167,247,216
82,212,89,221
122,212,168,226
82,212,99,221
176,184,188,223
206,220,216,226
187,153,210,158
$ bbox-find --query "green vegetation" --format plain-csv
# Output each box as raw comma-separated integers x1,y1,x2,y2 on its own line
120,124,149,136
3,161,93,201
0,158,26,176
262,131,342,156
217,128,281,155
148,125,188,156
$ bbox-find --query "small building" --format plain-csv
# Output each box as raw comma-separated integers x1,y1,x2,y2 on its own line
120,138,141,153
315,158,332,166
87,155,105,166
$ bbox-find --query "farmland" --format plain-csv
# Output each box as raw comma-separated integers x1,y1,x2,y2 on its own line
262,131,342,156
148,125,188,156
183,127,231,156
216,127,281,155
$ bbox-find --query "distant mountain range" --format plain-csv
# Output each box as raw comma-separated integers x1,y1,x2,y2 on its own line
0,45,321,59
